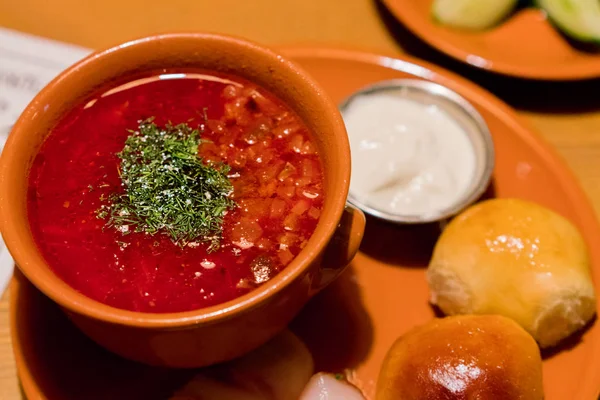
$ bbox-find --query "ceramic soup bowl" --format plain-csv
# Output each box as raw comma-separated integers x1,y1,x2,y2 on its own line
0,32,365,368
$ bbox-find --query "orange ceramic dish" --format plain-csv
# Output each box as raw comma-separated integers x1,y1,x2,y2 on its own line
11,48,600,400
0,34,365,368
381,0,600,81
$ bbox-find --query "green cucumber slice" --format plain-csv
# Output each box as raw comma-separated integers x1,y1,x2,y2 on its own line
432,0,519,30
537,0,600,44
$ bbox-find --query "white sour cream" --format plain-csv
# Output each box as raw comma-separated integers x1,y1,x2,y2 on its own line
342,89,476,218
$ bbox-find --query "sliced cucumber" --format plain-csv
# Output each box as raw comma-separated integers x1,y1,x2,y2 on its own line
432,0,519,30
537,0,600,44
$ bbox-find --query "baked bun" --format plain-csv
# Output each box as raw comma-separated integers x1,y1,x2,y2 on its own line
376,315,544,400
427,198,597,348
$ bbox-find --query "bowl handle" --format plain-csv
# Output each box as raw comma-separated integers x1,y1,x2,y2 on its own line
310,203,366,295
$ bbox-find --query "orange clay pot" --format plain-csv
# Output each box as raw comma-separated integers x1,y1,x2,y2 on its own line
0,33,365,368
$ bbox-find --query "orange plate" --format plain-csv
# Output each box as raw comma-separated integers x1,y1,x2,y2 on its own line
381,0,600,81
10,48,600,400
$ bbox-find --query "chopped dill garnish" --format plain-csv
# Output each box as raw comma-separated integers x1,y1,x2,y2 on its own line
97,118,235,251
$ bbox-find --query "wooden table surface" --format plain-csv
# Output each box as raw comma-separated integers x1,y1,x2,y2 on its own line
1,0,600,398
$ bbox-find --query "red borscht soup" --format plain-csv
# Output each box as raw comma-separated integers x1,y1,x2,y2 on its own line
28,72,325,313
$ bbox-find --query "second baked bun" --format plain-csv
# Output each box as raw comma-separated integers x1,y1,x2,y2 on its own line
376,315,544,400
427,198,596,348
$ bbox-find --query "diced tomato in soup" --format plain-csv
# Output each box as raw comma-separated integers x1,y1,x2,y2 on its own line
28,72,324,313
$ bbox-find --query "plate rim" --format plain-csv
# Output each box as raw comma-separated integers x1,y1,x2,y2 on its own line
379,0,600,81
11,46,600,400
10,273,41,400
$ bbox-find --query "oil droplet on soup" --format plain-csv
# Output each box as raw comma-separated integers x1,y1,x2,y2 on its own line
28,72,325,313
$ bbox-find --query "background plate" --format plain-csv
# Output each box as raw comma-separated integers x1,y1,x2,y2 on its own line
380,0,600,81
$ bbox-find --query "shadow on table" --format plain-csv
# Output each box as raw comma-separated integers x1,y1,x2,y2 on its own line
374,0,600,114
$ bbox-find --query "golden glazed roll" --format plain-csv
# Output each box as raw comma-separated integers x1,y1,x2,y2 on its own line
427,198,597,348
376,315,544,400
